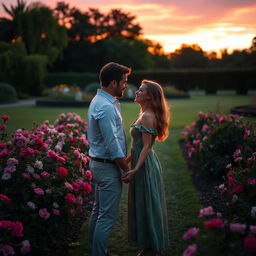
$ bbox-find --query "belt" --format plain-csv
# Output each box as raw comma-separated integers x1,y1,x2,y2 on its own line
91,157,115,164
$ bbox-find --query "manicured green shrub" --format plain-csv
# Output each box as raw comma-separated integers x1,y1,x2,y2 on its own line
44,73,98,89
0,83,17,103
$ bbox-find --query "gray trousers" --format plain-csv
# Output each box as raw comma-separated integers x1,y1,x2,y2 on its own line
88,160,122,256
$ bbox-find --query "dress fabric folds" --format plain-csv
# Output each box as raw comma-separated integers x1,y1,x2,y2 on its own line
128,124,169,252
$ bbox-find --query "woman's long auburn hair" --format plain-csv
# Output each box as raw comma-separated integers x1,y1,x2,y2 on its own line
142,80,171,141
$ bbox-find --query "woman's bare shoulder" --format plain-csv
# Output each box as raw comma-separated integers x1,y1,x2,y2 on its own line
140,111,156,128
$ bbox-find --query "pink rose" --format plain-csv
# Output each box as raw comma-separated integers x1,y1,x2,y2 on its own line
244,237,256,253
204,218,225,229
244,129,250,139
0,245,15,255
188,147,196,157
64,182,73,190
65,193,76,205
182,244,197,256
0,194,11,204
41,171,50,178
230,223,246,233
199,206,214,218
182,227,200,240
1,115,10,121
11,221,23,237
22,173,31,179
219,116,227,123
52,209,60,215
247,178,256,185
32,173,41,180
86,170,92,180
34,188,44,195
72,181,80,192
39,208,50,220
0,124,7,131
250,225,256,234
80,182,92,194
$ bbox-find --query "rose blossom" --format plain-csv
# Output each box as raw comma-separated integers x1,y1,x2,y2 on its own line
11,221,23,237
39,208,50,220
7,158,18,165
52,209,60,215
199,206,214,218
34,160,43,170
204,218,225,229
244,237,256,253
80,182,92,194
233,149,241,159
1,173,11,180
56,167,68,178
72,181,80,192
247,178,256,185
4,165,16,173
0,194,11,204
250,225,256,234
182,227,200,240
34,188,44,195
41,171,50,178
27,201,36,210
53,202,59,208
1,115,10,121
86,170,92,180
230,223,246,233
182,244,197,256
45,188,52,194
25,165,34,174
0,124,7,131
231,185,243,194
20,240,31,254
65,193,76,205
32,173,41,180
0,245,15,256
22,173,31,179
219,116,227,123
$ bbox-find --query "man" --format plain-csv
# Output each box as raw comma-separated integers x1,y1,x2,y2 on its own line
87,62,131,256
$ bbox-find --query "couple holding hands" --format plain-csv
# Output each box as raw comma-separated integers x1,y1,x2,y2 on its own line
87,62,170,256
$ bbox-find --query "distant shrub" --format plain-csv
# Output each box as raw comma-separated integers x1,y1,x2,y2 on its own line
83,82,100,100
0,83,17,103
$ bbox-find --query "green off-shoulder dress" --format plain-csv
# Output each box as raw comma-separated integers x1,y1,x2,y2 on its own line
128,124,169,252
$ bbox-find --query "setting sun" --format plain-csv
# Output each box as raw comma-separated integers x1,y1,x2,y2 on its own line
1,0,256,54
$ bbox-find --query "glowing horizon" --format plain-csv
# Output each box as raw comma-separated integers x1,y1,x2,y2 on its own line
1,0,256,54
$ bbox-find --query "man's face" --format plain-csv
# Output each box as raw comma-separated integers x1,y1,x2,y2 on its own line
114,74,128,98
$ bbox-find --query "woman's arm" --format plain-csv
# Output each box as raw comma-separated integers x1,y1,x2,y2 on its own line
122,112,155,182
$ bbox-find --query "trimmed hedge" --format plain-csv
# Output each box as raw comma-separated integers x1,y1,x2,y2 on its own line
129,68,256,94
44,72,98,89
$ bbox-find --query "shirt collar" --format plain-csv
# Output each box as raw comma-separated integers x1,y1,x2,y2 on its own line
97,89,118,104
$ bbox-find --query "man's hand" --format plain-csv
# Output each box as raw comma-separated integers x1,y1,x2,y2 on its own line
121,169,136,183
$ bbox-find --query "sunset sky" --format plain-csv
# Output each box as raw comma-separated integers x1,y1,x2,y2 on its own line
1,0,256,54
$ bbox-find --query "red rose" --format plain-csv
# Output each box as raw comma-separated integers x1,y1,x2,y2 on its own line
204,218,225,229
56,167,68,178
244,237,256,253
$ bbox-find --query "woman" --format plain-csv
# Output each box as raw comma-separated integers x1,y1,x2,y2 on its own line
122,80,170,256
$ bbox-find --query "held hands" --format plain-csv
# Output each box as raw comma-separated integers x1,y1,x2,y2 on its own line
121,169,136,183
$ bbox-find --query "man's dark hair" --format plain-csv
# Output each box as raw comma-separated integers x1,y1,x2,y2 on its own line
99,62,131,87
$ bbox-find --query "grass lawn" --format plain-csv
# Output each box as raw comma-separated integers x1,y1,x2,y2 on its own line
0,94,255,255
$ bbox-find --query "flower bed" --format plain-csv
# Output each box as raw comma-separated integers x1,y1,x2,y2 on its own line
0,113,92,255
181,112,256,255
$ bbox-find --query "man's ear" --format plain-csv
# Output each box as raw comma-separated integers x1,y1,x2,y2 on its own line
110,80,117,88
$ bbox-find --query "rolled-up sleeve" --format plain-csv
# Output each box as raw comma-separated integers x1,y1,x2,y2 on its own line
97,105,125,160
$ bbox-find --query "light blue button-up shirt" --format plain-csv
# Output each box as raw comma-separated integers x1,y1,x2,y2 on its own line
87,89,127,161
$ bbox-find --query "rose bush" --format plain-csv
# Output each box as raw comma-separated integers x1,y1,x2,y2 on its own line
0,113,92,254
182,112,255,178
181,206,256,256
218,149,256,224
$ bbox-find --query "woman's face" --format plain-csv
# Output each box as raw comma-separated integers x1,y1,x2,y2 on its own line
134,84,150,103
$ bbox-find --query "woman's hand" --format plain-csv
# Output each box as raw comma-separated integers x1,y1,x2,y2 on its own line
122,169,136,183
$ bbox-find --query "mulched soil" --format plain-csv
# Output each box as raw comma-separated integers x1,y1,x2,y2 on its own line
179,140,227,217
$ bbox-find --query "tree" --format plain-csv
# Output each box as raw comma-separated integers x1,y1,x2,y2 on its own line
18,5,68,64
105,9,142,39
170,44,209,68
0,0,28,42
